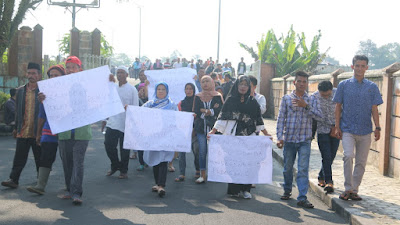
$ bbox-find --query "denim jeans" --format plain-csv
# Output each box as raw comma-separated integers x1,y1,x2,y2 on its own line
317,133,340,184
179,135,200,176
197,133,207,171
283,141,311,201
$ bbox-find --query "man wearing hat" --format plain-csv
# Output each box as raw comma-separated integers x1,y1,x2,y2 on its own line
1,62,42,189
103,66,139,179
27,65,66,195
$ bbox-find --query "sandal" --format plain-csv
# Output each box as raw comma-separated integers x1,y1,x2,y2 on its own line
339,191,352,201
151,185,159,192
195,177,205,184
324,183,334,193
106,170,118,176
280,192,291,200
168,166,175,172
350,193,362,201
174,176,185,182
158,187,166,197
130,153,137,159
194,171,200,179
318,180,326,188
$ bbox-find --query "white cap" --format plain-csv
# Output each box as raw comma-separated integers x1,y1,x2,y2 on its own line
117,66,129,74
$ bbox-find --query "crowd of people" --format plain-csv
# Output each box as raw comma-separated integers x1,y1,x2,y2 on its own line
1,54,382,210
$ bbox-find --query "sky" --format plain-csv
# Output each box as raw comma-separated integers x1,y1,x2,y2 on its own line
20,0,400,67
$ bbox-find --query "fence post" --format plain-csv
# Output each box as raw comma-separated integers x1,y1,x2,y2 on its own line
379,62,400,175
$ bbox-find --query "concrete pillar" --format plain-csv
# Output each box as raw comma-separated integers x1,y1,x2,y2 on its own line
33,24,43,68
7,31,19,77
70,27,80,57
92,28,101,56
379,62,400,175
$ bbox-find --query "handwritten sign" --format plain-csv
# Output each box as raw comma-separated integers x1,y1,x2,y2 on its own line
208,135,273,184
145,68,198,104
123,106,194,152
38,66,124,134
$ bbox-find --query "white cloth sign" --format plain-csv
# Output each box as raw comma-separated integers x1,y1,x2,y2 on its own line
208,135,273,184
123,106,194,152
37,66,124,134
145,68,198,104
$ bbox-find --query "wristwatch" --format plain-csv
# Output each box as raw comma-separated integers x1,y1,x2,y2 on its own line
375,127,381,131
305,104,310,110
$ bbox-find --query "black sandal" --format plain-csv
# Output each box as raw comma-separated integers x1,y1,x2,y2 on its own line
350,193,362,201
339,191,352,200
280,192,291,200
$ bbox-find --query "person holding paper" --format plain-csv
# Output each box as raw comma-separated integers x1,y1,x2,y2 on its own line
142,82,178,197
103,66,139,179
175,83,200,182
1,62,42,189
193,76,224,184
208,75,270,199
26,65,66,195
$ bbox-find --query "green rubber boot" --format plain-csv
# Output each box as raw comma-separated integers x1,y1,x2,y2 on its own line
27,167,51,195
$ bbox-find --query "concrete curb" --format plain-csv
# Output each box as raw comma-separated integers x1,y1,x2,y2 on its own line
271,146,372,225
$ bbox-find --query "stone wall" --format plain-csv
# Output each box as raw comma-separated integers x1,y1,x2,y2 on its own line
70,28,101,59
0,25,42,93
270,64,400,179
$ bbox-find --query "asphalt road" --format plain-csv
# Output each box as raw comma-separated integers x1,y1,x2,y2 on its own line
0,123,346,225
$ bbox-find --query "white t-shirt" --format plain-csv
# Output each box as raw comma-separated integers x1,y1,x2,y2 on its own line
106,83,139,132
173,62,183,68
255,93,267,115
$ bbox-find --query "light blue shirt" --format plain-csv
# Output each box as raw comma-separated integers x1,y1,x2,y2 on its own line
333,77,383,135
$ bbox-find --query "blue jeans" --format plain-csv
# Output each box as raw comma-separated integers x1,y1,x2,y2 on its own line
197,133,207,171
317,133,340,184
178,135,200,176
283,141,311,201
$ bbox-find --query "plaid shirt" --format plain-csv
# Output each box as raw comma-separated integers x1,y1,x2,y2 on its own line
277,91,322,143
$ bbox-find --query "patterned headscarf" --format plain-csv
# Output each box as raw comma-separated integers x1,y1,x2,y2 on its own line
150,82,175,109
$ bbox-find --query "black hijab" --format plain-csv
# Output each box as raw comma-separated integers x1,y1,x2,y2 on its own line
218,75,263,135
180,83,196,112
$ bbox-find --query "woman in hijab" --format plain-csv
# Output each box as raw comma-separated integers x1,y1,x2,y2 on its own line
193,75,224,183
175,83,200,182
208,75,271,199
142,82,177,197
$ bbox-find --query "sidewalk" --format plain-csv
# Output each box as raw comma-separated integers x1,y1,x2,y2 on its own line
264,118,400,225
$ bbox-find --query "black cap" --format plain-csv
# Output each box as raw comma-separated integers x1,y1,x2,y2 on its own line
27,62,41,71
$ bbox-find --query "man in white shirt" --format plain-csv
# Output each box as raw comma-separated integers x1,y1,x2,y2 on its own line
104,66,139,179
173,58,182,68
249,75,266,115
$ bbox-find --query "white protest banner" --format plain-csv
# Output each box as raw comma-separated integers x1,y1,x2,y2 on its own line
37,65,124,134
123,106,194,152
208,135,273,184
145,68,198,104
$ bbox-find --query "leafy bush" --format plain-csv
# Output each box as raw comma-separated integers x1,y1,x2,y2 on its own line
0,91,11,108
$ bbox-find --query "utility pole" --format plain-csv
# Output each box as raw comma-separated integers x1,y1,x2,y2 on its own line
47,0,101,28
217,0,221,61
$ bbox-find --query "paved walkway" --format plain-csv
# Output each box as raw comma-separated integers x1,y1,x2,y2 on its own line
263,118,400,225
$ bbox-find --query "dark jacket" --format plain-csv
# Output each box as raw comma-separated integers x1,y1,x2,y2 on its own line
193,95,223,134
15,84,40,136
4,98,16,125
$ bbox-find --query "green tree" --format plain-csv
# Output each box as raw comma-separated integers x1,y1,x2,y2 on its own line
170,50,182,60
58,32,114,57
357,39,400,69
0,0,42,61
111,53,132,66
239,25,328,76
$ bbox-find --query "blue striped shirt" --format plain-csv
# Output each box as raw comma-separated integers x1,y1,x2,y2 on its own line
277,91,322,143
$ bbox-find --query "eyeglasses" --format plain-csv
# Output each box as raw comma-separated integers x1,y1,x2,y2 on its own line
239,83,249,87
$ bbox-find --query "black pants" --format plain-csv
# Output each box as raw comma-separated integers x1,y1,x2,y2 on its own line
39,142,58,169
227,183,252,195
153,162,168,187
104,128,130,173
10,138,41,183
138,151,144,165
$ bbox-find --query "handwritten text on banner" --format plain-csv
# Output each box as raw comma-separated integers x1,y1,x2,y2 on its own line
37,66,124,134
123,106,194,152
207,135,273,184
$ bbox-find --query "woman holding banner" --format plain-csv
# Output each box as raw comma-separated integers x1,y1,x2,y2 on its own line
193,76,224,184
208,75,271,199
142,82,177,197
175,83,200,182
